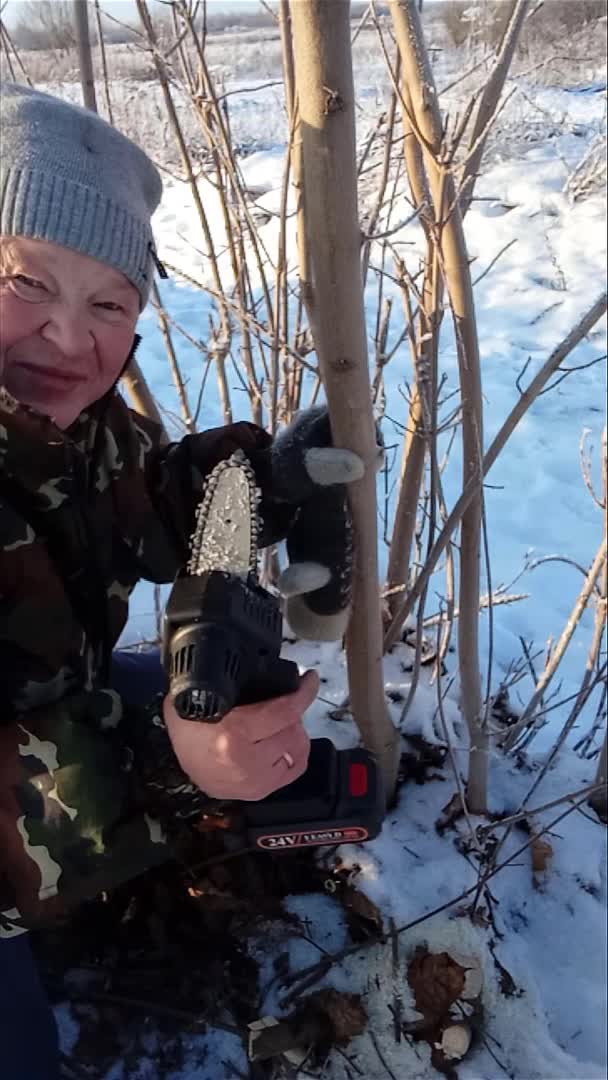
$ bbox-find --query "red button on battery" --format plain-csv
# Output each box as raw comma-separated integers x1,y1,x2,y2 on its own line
349,763,368,797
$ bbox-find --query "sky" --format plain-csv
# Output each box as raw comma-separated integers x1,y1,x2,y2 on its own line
1,0,264,28
1,0,452,30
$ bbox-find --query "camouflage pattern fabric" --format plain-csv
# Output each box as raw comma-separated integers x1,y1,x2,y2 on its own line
0,382,273,935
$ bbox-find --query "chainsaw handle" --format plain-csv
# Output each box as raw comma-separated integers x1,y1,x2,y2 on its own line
239,657,301,707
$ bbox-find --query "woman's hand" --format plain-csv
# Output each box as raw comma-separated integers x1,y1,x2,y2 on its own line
163,670,318,801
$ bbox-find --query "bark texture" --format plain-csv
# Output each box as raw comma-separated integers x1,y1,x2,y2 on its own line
289,0,399,798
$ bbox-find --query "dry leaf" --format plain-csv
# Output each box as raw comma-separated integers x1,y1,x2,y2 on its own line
407,947,466,1022
302,988,368,1045
436,792,465,834
248,991,366,1063
445,950,483,1001
248,1016,310,1065
400,737,447,785
407,948,481,1075
490,944,522,998
469,905,491,929
340,886,383,930
531,834,553,885
402,628,438,665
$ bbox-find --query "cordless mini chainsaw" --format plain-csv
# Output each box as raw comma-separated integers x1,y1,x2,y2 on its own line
161,451,384,851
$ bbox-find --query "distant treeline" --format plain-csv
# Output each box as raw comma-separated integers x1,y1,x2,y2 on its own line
10,2,376,52
9,0,606,54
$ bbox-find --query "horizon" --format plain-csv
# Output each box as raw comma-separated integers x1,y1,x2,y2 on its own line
1,0,266,29
1,0,450,30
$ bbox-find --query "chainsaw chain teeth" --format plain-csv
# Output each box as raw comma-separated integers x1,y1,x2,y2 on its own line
187,450,260,577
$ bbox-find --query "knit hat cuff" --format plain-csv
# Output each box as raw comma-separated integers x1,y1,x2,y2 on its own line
1,165,154,306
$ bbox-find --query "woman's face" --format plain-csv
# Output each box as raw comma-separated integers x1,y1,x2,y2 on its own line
0,237,140,430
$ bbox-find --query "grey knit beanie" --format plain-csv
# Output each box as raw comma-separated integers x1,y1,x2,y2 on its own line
0,82,162,306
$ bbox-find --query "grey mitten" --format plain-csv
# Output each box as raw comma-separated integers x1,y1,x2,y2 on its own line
270,406,381,641
270,406,365,502
280,485,353,641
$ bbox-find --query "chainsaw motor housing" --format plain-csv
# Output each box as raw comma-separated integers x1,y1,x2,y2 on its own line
162,569,300,721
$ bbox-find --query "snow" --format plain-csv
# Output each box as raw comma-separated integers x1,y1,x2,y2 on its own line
47,38,607,1080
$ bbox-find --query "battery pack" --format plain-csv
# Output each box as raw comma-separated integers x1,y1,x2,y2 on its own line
242,738,385,850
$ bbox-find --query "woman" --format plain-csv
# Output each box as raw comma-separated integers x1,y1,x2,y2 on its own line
0,82,358,1079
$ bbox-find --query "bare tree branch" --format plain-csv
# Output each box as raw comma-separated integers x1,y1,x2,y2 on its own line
384,293,608,649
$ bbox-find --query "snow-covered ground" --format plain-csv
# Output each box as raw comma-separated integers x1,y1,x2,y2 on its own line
46,33,607,1080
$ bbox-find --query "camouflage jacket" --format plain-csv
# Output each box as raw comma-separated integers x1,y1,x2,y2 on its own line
0,383,273,936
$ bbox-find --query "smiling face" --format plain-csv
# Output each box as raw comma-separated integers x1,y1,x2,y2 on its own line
0,237,140,430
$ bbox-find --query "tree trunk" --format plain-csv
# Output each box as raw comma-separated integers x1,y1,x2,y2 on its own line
73,0,97,112
72,0,167,440
386,0,529,631
289,0,399,800
121,361,168,440
389,0,486,811
589,730,607,822
590,433,607,824
385,73,434,621
137,0,233,428
461,0,530,216
279,0,320,359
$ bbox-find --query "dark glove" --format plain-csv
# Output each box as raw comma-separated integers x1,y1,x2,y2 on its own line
171,411,380,643
157,422,283,560
270,407,383,642
177,413,362,551
177,421,273,497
